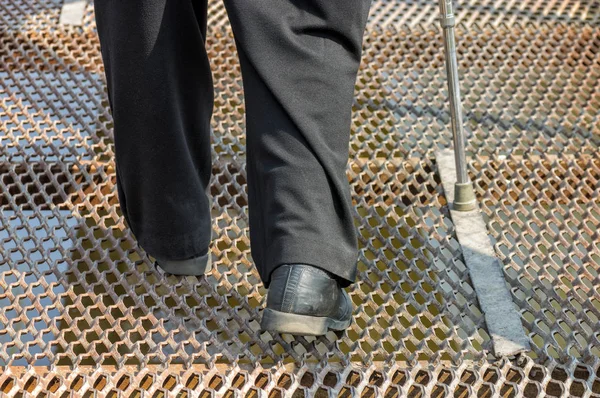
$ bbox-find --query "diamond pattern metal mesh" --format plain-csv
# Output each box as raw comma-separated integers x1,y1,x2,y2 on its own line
473,154,600,363
1,0,599,396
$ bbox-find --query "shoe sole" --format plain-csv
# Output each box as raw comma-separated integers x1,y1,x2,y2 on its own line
260,308,352,336
155,251,212,276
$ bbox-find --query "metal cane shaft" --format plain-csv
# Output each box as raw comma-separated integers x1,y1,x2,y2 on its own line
439,0,469,184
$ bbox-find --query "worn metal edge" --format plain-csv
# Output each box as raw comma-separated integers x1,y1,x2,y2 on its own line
0,359,508,376
435,148,531,358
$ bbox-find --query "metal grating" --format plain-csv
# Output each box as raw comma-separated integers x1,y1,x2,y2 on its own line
473,154,600,364
24,0,596,33
0,156,489,365
1,0,600,396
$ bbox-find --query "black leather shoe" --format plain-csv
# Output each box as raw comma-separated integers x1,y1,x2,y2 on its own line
260,263,353,336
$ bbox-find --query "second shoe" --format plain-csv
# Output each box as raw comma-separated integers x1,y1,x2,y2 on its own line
260,263,353,336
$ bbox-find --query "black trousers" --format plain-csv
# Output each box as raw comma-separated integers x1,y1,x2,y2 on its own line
94,0,372,288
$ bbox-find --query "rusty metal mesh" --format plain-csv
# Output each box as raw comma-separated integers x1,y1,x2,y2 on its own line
1,0,600,396
4,0,600,30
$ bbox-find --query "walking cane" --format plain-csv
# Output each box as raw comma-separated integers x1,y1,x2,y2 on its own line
438,0,476,211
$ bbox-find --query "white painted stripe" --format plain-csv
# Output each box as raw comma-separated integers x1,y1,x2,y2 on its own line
59,0,87,26
435,148,531,358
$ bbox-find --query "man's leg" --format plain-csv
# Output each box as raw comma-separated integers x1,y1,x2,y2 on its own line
222,0,372,288
94,0,214,264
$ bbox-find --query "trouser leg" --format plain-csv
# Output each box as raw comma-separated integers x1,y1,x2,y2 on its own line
223,0,372,288
94,0,214,261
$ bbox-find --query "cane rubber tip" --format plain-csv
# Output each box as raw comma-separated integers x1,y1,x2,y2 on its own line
453,181,477,211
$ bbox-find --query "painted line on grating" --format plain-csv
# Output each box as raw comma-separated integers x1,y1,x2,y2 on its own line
435,148,531,358
59,0,87,26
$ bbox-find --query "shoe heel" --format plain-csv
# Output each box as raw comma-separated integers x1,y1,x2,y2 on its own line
260,308,351,336
260,308,328,335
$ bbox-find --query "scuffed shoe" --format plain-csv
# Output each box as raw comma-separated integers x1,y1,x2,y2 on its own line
260,263,353,336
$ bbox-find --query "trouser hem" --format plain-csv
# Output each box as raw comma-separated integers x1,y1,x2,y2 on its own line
263,236,358,289
154,249,211,275
133,224,213,262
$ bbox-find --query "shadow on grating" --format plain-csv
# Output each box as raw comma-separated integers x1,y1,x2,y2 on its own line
0,157,488,369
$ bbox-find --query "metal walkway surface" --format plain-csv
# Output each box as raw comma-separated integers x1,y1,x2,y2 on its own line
0,0,599,396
